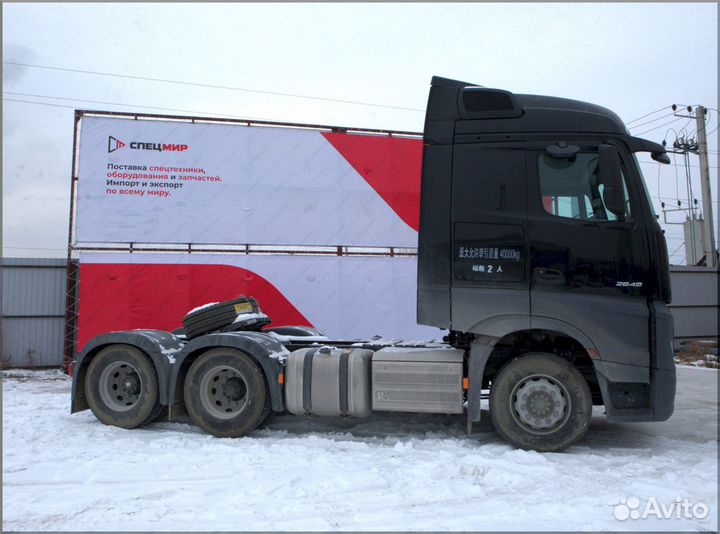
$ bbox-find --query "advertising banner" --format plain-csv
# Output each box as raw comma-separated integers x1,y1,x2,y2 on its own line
77,253,442,351
76,116,422,247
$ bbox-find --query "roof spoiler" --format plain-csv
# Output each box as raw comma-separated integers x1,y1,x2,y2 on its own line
431,76,479,88
430,76,522,120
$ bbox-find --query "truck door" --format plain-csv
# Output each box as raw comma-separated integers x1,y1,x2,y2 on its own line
527,141,653,372
450,143,530,334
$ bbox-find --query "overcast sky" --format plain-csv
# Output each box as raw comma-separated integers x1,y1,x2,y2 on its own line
3,2,718,263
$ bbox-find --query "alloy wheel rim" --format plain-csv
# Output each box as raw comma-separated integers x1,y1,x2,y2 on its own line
199,366,249,420
99,361,142,412
510,374,571,435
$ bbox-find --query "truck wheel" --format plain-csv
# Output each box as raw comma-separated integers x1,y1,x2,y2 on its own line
85,345,160,429
183,348,269,437
255,392,272,430
489,353,592,452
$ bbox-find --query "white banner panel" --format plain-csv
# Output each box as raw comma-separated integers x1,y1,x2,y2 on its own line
77,253,442,349
76,116,420,247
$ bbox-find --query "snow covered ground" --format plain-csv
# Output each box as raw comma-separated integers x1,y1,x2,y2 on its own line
2,366,717,531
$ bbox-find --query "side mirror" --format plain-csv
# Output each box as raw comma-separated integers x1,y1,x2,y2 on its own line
651,151,671,164
598,144,625,217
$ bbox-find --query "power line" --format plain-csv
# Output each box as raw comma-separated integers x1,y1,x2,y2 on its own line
669,241,686,255
652,195,720,205
628,112,676,130
671,152,681,199
625,106,673,125
634,116,688,137
3,61,425,113
3,98,79,110
3,92,276,122
625,104,701,126
637,158,719,169
664,118,694,143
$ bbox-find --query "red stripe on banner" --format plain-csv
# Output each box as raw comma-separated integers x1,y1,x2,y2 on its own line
76,263,312,352
321,132,422,232
542,196,554,214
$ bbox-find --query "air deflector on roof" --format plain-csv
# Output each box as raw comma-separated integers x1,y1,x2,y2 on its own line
458,87,522,119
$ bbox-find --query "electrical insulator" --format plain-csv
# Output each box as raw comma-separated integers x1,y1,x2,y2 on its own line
672,104,677,111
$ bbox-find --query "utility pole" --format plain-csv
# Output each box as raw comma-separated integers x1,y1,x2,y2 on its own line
695,105,717,267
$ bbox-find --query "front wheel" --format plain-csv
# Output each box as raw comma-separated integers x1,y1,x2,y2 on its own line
489,353,592,452
183,348,269,437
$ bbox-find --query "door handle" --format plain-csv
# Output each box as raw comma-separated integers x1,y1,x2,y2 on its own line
533,268,566,285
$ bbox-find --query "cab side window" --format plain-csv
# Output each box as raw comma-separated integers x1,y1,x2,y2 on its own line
539,153,632,222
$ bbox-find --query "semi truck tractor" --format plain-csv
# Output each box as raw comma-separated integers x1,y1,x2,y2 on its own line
71,76,676,451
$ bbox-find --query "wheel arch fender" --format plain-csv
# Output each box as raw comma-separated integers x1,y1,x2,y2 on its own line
464,316,601,424
465,314,531,339
467,314,600,355
71,330,182,414
168,332,287,420
528,316,600,356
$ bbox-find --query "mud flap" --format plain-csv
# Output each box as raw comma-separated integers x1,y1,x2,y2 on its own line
466,336,496,432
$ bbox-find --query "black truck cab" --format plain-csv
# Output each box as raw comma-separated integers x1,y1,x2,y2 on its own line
72,76,677,452
417,76,675,427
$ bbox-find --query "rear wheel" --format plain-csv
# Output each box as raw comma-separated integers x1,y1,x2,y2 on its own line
183,348,269,437
489,353,592,452
85,345,160,429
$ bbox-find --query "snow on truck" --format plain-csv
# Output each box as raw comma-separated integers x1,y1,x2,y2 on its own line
71,76,676,451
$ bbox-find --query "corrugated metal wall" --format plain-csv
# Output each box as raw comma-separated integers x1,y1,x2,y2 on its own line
1,259,717,367
668,266,719,339
1,258,68,367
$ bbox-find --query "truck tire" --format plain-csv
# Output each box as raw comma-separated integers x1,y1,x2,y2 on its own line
183,348,269,437
182,297,256,339
489,353,592,452
141,402,166,426
85,345,160,429
255,390,273,430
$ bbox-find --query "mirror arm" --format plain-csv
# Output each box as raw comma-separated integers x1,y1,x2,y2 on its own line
598,144,626,217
